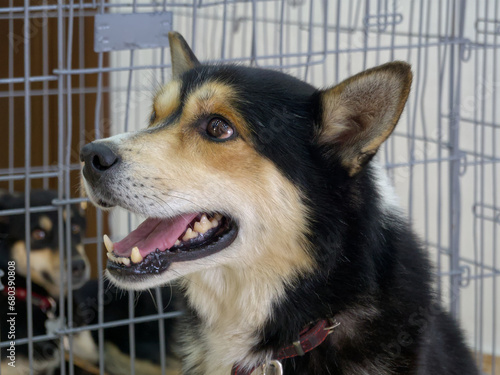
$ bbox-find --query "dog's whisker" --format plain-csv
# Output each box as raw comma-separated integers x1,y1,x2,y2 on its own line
146,288,159,310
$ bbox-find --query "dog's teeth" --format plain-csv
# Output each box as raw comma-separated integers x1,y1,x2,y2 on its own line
174,240,181,246
210,218,219,228
182,228,199,241
131,246,143,263
183,228,192,241
193,222,202,233
194,215,211,234
103,234,113,253
121,257,131,266
106,251,130,266
214,213,223,221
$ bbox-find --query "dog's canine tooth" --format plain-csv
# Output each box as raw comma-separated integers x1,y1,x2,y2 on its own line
194,215,211,234
131,246,143,263
103,234,113,253
214,213,223,221
182,228,199,241
210,218,219,228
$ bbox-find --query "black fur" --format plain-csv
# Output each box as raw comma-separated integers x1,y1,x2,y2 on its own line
174,65,479,374
0,190,87,277
0,273,60,372
73,278,180,366
0,190,89,374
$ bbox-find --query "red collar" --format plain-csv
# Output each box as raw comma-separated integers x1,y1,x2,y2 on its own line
3,287,56,314
231,319,340,375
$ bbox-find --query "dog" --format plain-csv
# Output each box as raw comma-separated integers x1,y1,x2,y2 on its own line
0,190,92,374
73,278,181,375
80,32,479,374
0,190,90,297
0,272,60,375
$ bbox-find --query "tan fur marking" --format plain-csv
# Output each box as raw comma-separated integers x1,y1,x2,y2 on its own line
11,241,61,297
62,209,72,221
181,81,251,140
11,241,28,276
38,215,53,232
153,80,182,124
71,331,99,364
104,342,180,375
75,243,86,257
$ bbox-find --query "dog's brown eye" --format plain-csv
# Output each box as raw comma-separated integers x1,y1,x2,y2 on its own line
72,224,81,235
32,229,46,241
206,118,234,140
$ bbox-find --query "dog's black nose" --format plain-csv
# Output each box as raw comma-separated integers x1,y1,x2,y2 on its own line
80,142,120,185
71,257,89,287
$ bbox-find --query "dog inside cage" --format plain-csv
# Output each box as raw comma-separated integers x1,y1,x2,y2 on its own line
1,1,499,375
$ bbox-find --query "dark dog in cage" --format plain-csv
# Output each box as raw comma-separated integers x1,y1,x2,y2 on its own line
0,273,60,375
80,33,479,375
0,190,94,374
0,190,90,297
73,278,181,375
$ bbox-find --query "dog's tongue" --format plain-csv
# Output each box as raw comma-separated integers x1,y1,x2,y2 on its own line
113,213,198,258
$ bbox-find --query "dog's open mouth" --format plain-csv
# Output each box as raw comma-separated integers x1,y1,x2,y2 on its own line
104,213,238,276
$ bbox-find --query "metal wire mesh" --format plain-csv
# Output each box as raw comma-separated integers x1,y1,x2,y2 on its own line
0,1,498,374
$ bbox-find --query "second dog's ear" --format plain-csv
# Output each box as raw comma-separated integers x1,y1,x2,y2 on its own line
316,62,412,176
168,32,200,78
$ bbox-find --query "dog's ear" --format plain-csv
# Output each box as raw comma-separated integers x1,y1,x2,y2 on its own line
168,32,200,78
315,62,412,176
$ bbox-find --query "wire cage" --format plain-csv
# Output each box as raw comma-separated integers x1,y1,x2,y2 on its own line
0,0,499,374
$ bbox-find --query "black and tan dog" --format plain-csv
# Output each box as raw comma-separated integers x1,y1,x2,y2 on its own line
0,190,90,297
74,278,181,375
80,33,478,374
0,190,92,374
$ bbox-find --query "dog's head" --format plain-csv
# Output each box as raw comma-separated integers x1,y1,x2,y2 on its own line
81,32,411,291
0,190,89,297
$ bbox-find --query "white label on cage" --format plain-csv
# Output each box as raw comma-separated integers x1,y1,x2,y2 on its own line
94,12,173,52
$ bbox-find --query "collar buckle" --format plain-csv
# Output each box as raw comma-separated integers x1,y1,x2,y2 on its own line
324,318,341,335
251,360,283,375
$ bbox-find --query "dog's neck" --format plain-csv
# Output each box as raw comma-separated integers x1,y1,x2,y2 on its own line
182,266,285,372
181,238,315,373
